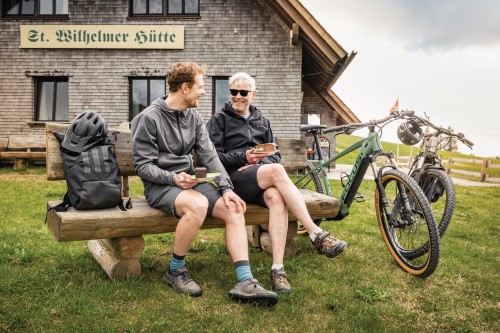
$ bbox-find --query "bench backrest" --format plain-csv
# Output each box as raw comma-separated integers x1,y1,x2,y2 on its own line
0,138,8,151
7,135,46,150
0,134,45,150
45,123,307,181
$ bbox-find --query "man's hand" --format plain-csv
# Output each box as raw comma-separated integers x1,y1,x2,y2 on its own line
222,190,246,214
245,148,272,164
175,171,200,190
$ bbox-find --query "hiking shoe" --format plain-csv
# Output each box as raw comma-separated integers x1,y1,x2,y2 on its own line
229,278,278,307
163,266,202,297
312,231,348,258
271,268,291,294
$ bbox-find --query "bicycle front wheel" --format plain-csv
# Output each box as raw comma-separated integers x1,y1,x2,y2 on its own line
375,169,440,278
416,168,456,238
293,161,324,235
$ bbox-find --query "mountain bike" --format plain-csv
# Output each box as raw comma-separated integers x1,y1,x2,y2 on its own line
294,110,440,278
400,113,473,241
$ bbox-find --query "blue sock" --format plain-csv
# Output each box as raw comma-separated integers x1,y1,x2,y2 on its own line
234,260,253,282
169,253,185,272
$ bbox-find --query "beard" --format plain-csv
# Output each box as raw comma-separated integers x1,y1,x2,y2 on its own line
185,94,200,108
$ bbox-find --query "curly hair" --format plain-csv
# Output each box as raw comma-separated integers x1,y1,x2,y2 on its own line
167,62,206,92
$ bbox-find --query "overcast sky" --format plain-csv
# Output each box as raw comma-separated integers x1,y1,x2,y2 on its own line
300,0,500,157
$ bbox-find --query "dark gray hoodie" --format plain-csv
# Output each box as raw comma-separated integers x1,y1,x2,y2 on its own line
131,96,233,193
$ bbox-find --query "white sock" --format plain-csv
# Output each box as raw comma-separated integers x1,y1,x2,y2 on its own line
309,227,323,242
272,264,284,271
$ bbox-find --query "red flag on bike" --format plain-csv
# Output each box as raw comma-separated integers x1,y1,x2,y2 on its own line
389,98,399,113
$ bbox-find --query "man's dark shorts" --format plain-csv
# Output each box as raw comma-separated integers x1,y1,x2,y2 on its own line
229,164,267,207
144,181,222,218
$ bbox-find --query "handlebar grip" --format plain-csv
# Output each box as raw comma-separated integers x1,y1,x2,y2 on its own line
464,138,474,147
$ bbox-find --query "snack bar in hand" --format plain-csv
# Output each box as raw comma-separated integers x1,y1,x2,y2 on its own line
254,143,278,153
194,167,207,178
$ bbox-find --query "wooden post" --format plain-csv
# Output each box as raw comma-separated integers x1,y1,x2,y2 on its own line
122,175,130,197
445,157,453,174
259,221,298,258
88,236,145,280
480,160,489,182
13,158,28,169
408,146,413,168
251,225,262,249
396,144,400,165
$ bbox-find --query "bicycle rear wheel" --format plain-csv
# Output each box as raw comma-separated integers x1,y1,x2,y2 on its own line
293,161,324,235
375,169,440,278
416,168,455,238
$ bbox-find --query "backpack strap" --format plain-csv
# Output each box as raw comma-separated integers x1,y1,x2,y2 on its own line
44,193,71,223
117,197,132,211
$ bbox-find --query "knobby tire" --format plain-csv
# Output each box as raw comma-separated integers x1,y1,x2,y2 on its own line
375,169,440,278
415,168,455,238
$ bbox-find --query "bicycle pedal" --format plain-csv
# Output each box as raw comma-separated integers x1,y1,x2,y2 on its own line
340,172,349,187
354,192,365,203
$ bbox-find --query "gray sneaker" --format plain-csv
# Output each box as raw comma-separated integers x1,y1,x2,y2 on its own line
163,266,202,297
229,278,278,307
271,268,291,293
312,231,348,258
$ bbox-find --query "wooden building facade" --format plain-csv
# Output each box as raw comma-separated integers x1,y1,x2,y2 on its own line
0,0,359,161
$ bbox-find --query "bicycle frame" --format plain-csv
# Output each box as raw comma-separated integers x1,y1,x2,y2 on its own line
299,129,390,219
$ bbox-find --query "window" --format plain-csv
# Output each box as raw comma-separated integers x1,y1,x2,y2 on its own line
213,77,229,114
35,77,69,121
308,114,321,125
130,78,166,120
130,0,199,16
3,0,68,17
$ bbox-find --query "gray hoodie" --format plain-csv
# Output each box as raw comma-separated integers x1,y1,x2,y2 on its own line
131,96,233,193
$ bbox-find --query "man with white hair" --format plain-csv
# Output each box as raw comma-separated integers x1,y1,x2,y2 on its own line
207,72,347,294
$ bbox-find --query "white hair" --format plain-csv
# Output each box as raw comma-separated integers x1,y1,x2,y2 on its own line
229,72,256,91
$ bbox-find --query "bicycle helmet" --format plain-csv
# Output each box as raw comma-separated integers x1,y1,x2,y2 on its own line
397,120,423,146
62,111,108,152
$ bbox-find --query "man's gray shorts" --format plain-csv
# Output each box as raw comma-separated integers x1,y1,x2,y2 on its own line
144,181,222,218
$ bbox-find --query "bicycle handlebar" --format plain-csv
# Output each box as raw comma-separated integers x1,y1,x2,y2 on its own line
323,110,414,134
402,112,474,148
321,109,473,148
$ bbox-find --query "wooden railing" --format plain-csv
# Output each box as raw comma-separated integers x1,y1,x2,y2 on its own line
444,157,500,184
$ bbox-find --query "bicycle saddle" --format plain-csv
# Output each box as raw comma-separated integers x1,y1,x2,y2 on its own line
299,124,327,132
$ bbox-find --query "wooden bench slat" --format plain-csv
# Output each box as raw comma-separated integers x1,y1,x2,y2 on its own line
0,151,46,159
7,135,46,149
46,190,340,242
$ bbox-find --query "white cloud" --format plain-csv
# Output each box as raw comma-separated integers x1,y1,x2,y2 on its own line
300,0,500,157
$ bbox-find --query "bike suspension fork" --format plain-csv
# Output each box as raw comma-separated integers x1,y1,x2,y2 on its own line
372,164,412,225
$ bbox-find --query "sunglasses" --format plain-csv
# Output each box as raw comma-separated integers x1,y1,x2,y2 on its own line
230,89,252,97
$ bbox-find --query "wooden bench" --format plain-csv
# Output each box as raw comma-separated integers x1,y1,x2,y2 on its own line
0,135,46,169
45,123,340,279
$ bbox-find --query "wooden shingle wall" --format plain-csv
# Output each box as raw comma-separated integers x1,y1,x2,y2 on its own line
0,0,303,142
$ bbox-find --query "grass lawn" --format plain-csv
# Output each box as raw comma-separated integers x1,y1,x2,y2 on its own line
0,167,499,333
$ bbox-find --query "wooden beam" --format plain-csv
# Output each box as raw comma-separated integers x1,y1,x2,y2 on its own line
46,191,340,242
0,151,46,159
290,22,299,45
7,135,46,149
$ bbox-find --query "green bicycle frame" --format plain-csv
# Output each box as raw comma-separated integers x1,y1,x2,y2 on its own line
301,131,384,219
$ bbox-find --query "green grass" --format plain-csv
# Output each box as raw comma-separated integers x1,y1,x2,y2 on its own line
1,167,499,333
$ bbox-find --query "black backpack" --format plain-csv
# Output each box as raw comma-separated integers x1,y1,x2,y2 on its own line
49,112,126,212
